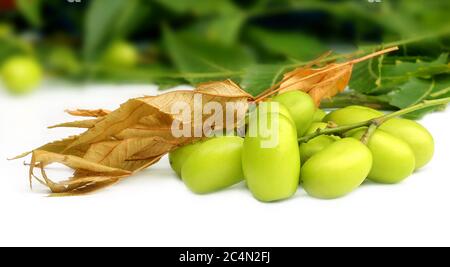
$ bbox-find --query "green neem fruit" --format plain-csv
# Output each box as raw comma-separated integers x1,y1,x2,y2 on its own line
242,113,300,202
305,122,328,135
379,118,434,170
312,109,327,122
299,135,338,164
102,41,138,68
181,136,244,194
1,56,42,94
352,129,415,184
323,105,383,125
47,47,81,75
169,141,202,177
272,91,316,136
256,101,295,126
301,138,372,199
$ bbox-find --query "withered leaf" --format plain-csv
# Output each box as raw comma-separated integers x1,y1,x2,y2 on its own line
254,47,399,105
48,118,101,129
82,137,175,170
17,80,250,195
65,109,111,117
11,135,84,160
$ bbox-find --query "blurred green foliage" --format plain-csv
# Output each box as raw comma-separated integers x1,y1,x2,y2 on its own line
0,0,449,117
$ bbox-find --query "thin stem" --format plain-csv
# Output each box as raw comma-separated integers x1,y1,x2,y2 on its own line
360,123,379,145
298,97,450,144
319,92,397,110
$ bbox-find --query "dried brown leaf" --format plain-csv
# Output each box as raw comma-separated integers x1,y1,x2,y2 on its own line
18,80,250,195
82,137,175,170
254,47,399,105
65,109,111,117
65,79,250,151
48,118,101,129
10,135,83,160
279,63,353,105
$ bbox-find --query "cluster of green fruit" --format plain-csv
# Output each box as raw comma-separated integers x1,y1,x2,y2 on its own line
0,40,138,95
169,91,434,202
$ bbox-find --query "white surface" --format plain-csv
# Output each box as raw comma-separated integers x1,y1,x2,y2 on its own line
0,83,449,247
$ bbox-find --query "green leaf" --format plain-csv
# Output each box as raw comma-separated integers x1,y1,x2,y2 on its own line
16,0,42,27
349,54,390,94
402,75,450,119
180,11,246,45
92,64,182,84
162,26,254,84
247,27,327,61
113,1,152,39
204,14,246,45
350,53,449,94
241,64,289,97
429,76,450,99
402,106,442,120
154,0,237,15
381,53,449,78
389,78,435,109
83,0,145,61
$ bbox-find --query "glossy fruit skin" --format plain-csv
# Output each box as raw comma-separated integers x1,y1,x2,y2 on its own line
312,109,327,122
323,105,383,125
1,56,42,94
352,129,415,184
273,91,316,136
379,118,434,170
299,135,338,164
242,112,300,202
102,41,138,68
256,101,294,125
169,141,202,177
181,136,244,194
301,138,372,199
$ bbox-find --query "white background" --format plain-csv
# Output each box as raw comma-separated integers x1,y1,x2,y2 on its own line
0,83,449,247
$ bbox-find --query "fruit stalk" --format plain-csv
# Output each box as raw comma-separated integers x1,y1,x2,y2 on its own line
360,123,379,145
298,97,450,144
319,92,397,110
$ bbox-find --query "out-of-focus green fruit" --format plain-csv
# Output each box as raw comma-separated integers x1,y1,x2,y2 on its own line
102,41,138,68
323,105,383,125
299,135,338,164
301,138,372,199
1,56,42,94
242,111,300,202
312,109,327,122
379,118,434,170
273,91,316,136
0,23,13,38
352,129,415,184
47,47,81,75
181,136,244,194
169,141,202,177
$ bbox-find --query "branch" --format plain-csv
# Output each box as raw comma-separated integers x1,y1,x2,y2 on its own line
298,97,450,144
319,92,397,110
